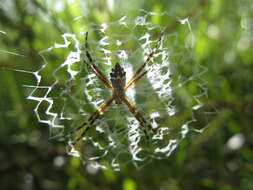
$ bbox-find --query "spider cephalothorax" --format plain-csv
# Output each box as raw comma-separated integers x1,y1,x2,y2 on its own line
110,63,126,104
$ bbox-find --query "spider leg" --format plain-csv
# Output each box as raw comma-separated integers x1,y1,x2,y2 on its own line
72,95,115,145
125,51,155,89
125,34,163,89
122,96,154,139
122,96,146,127
85,32,113,89
124,70,147,90
88,95,115,124
71,122,89,146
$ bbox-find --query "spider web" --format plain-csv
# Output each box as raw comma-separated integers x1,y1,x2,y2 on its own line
20,10,208,170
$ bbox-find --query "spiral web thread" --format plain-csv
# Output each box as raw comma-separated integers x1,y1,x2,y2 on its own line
20,10,208,170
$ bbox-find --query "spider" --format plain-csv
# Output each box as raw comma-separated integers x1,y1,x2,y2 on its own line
72,32,161,145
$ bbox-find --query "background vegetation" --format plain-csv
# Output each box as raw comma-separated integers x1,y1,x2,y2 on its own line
1,0,253,189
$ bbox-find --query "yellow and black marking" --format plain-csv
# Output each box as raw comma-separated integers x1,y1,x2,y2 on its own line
88,96,115,124
72,122,90,146
85,32,113,89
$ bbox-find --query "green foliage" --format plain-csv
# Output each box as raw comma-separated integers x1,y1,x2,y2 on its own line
1,0,253,189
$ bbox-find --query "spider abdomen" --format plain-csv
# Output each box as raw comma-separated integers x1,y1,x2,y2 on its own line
110,63,126,104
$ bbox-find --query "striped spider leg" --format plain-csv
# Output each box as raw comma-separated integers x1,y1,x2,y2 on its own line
84,32,113,89
71,32,158,145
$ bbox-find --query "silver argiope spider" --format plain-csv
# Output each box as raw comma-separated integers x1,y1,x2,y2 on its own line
72,32,161,145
